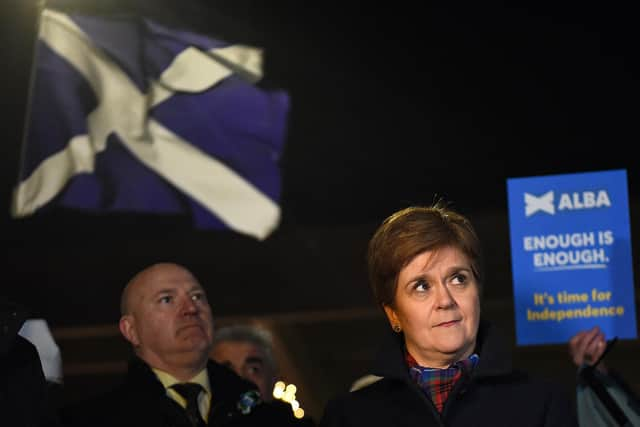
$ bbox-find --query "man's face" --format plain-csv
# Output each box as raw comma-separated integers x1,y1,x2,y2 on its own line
210,341,275,401
120,264,214,375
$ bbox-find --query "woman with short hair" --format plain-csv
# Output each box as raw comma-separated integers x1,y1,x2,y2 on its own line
320,202,577,426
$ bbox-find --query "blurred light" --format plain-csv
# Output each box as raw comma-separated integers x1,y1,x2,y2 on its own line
294,408,305,419
285,384,297,394
272,381,286,399
283,389,295,402
273,380,305,416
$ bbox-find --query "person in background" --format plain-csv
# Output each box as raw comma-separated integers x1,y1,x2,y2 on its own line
60,262,301,427
211,324,317,426
0,299,61,427
19,318,64,408
211,325,278,402
569,326,640,426
320,202,577,426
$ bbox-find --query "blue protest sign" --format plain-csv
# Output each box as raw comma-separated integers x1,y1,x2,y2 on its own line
507,169,637,345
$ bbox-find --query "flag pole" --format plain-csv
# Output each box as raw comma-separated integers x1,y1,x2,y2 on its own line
10,0,46,216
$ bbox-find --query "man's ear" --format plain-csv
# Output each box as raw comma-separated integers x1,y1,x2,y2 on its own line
119,315,140,346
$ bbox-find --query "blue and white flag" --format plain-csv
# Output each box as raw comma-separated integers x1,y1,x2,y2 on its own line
12,8,290,240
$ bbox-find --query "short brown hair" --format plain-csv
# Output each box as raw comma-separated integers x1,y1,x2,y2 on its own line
367,202,484,308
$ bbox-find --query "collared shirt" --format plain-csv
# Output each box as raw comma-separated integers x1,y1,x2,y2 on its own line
153,368,212,422
406,352,479,413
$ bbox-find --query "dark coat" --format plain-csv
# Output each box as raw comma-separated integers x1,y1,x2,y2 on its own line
320,321,578,427
61,356,302,427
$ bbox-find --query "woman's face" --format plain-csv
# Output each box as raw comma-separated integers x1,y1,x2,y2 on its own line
384,245,480,368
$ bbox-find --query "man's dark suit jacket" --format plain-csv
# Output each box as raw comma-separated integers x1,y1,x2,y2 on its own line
61,356,303,427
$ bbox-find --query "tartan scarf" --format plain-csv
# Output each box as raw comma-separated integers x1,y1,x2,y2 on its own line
406,351,479,413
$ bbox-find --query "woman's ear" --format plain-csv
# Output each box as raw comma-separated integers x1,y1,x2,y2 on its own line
383,304,401,332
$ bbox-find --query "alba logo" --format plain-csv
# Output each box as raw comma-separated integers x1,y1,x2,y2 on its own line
524,190,611,217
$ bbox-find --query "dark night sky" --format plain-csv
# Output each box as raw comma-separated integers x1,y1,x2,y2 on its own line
1,1,638,326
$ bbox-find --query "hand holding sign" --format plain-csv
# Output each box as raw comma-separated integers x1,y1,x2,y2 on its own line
569,326,608,373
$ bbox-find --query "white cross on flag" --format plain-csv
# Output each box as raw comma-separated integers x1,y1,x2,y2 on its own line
12,7,290,240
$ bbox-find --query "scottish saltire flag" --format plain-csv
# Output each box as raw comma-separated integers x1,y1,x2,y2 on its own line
11,8,289,240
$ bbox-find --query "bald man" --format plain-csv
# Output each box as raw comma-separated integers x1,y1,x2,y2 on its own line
61,263,301,427
119,263,215,382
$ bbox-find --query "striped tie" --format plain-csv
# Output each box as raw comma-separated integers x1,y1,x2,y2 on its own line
171,383,207,427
